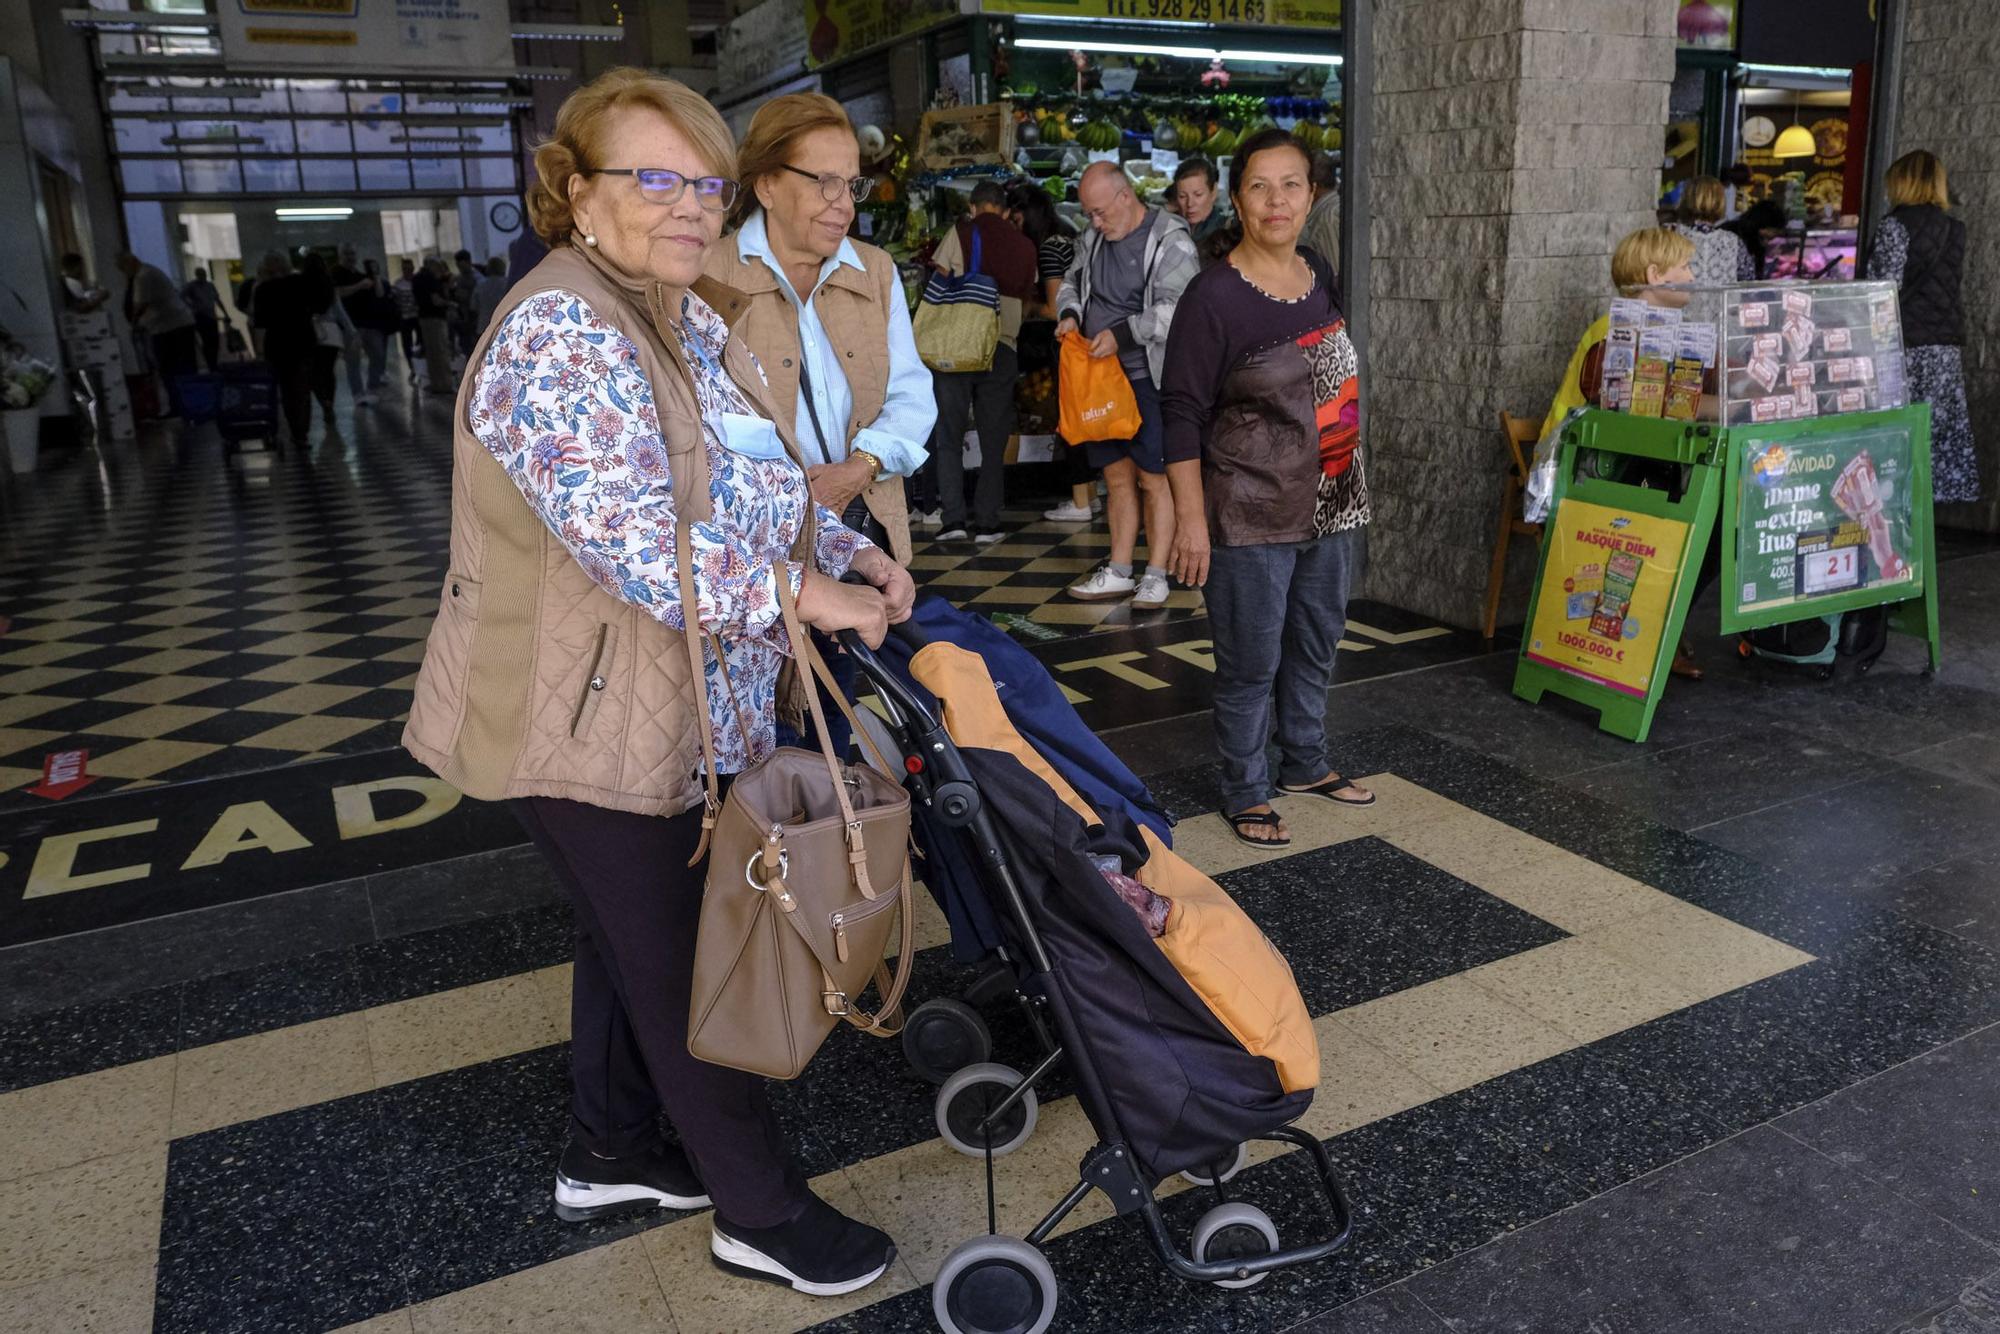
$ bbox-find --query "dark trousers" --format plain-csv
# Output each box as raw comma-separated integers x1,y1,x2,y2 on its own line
193,317,220,371
273,354,314,441
152,326,199,417
511,794,811,1229
933,343,1018,530
399,320,418,370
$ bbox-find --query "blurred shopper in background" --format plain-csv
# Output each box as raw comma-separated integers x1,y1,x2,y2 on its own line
1868,150,1978,503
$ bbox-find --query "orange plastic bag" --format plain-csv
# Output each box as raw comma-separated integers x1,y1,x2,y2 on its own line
1058,331,1142,444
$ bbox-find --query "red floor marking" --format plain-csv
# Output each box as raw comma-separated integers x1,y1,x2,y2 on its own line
30,749,99,801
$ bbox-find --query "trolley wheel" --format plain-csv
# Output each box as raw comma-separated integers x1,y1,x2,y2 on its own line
903,998,993,1084
1179,1142,1250,1189
932,1235,1058,1334
1191,1202,1279,1290
935,1062,1038,1158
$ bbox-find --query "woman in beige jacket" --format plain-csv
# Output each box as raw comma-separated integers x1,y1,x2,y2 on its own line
402,68,912,1299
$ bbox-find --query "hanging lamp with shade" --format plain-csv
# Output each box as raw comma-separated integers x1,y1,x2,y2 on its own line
1773,101,1817,158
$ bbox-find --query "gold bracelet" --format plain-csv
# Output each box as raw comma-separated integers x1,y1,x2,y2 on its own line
852,448,884,481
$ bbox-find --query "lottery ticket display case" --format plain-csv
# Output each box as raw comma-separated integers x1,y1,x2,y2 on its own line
1513,279,1941,743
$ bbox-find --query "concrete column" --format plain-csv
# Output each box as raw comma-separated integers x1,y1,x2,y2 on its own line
1897,0,1999,529
1363,0,1676,627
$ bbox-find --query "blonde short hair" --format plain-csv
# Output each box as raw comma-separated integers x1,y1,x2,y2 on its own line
1612,227,1696,294
735,92,855,224
1679,176,1727,224
1885,149,1950,210
526,68,737,245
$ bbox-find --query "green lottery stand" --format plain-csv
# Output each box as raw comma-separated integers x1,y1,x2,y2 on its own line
1513,279,1942,743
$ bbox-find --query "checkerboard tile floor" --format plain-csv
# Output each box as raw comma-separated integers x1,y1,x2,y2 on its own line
0,410,454,805
0,409,1199,805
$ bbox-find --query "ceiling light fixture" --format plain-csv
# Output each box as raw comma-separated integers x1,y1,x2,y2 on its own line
1014,37,1340,65
275,206,354,218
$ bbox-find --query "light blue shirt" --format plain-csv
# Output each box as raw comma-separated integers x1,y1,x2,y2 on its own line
733,211,934,477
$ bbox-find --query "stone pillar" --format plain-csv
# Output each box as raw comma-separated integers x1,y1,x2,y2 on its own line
1897,0,1999,529
1364,0,1677,627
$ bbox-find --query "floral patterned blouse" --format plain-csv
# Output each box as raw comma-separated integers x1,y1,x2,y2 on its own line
470,287,871,773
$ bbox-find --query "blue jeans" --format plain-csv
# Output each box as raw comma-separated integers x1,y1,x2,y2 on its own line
1206,527,1365,815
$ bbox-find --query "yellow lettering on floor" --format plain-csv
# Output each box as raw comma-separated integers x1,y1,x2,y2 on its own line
1056,651,1171,690
23,820,159,898
1158,639,1216,671
181,802,313,871
1346,619,1451,646
333,776,465,840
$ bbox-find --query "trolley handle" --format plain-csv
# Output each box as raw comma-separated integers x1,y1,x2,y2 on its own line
831,573,936,731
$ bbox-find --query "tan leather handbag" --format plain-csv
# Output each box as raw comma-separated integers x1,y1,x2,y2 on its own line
675,529,915,1080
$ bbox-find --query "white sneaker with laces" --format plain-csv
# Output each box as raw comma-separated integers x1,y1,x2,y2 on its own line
1042,501,1093,522
910,509,942,527
1068,565,1138,602
1132,571,1170,610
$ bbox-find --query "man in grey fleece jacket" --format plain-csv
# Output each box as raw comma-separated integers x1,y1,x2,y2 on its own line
1054,162,1200,610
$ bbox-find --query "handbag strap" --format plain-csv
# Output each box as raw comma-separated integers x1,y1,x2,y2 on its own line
673,517,726,865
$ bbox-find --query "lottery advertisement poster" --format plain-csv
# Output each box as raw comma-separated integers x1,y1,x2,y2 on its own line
1733,427,1918,614
1526,500,1691,699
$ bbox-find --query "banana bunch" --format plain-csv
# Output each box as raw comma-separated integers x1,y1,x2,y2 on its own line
1201,126,1239,157
1076,120,1123,151
1036,115,1072,144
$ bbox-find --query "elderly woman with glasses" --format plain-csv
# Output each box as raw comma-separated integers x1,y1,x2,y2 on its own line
703,93,935,564
404,67,911,1299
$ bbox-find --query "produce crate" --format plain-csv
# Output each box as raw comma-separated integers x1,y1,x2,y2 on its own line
916,103,1015,169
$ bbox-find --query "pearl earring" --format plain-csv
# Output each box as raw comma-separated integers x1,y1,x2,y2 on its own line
583,232,598,248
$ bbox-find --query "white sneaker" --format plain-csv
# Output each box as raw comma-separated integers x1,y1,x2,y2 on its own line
936,526,970,542
973,529,1006,546
1068,565,1137,602
1043,501,1094,522
910,509,942,527
1132,570,1170,610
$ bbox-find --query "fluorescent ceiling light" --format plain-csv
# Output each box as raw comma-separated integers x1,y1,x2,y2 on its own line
1219,48,1341,65
275,206,353,217
1740,63,1850,81
1014,37,1338,65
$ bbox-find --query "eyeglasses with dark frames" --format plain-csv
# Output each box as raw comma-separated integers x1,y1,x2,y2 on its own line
779,164,876,205
586,167,741,212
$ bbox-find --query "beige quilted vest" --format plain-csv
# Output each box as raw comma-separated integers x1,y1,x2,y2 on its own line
702,230,914,564
403,243,807,817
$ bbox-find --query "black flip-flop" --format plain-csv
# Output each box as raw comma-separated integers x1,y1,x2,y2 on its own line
1225,809,1291,850
1279,775,1377,808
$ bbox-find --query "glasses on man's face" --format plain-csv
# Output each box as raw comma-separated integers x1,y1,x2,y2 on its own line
780,164,875,205
588,167,740,212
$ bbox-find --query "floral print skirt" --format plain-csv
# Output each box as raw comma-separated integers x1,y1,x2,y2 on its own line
1908,344,1980,504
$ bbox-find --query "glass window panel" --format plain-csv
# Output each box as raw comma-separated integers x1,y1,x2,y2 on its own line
181,160,244,194
411,157,464,190
119,158,183,193
289,86,346,113
351,90,405,116
466,156,517,190
298,119,355,153
351,118,399,152
242,159,302,193
106,89,171,113
240,121,295,154
357,158,412,191
302,158,359,192
113,117,173,152
463,124,512,153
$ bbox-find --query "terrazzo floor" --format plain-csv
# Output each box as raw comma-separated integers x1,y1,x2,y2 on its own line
2,395,1999,1333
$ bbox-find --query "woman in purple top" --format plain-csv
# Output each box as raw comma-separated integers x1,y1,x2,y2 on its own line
1160,128,1375,850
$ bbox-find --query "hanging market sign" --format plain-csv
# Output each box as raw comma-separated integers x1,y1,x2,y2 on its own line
722,0,811,87
1732,425,1920,615
806,0,960,67
1524,499,1691,699
982,0,1338,26
216,0,514,73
